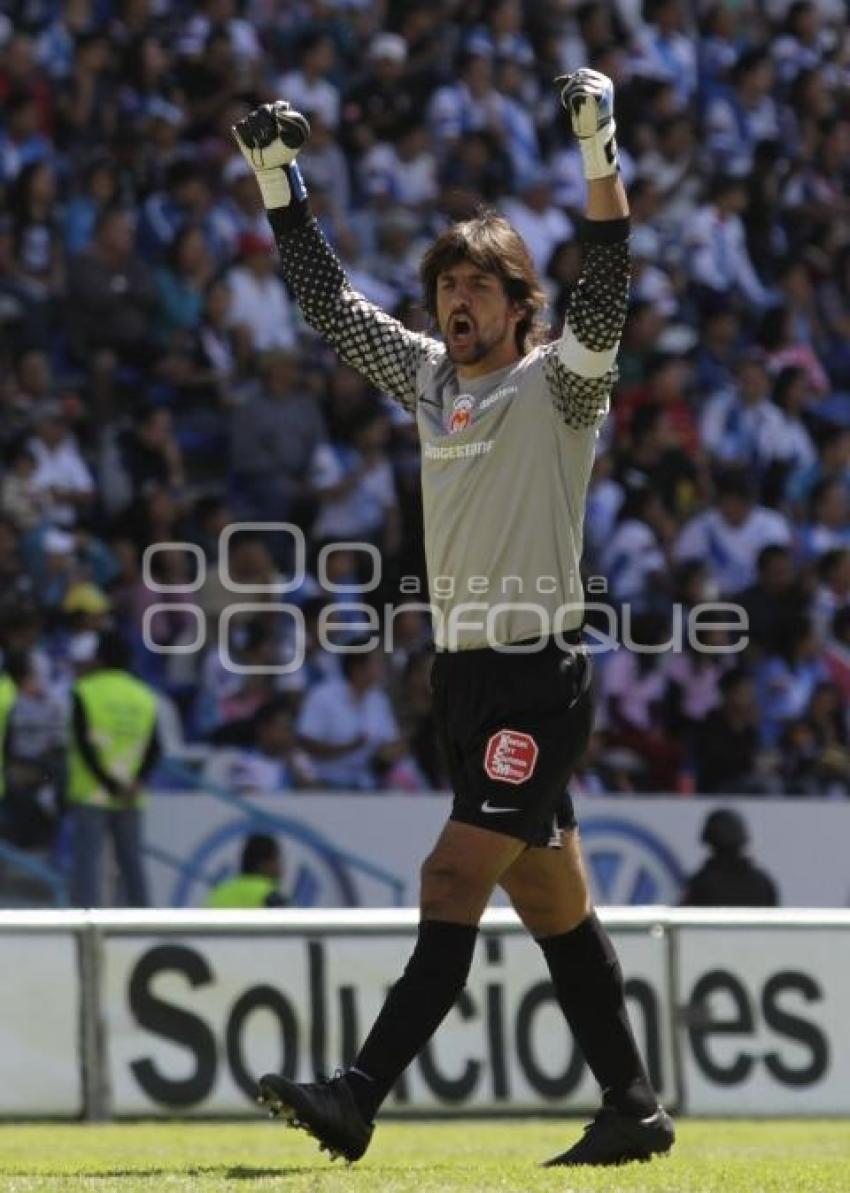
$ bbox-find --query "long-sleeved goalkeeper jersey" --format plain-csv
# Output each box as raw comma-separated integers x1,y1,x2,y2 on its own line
268,201,630,650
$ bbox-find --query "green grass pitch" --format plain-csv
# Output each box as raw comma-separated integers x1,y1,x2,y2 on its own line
0,1119,848,1192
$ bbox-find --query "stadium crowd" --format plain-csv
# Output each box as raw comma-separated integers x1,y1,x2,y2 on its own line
1,0,850,866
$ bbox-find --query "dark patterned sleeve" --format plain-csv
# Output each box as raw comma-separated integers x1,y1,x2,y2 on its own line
542,218,630,430
268,200,440,413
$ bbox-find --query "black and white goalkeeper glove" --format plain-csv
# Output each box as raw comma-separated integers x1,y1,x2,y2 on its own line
232,100,311,209
555,68,620,181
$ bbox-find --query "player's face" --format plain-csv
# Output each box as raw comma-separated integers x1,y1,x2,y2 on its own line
436,262,522,374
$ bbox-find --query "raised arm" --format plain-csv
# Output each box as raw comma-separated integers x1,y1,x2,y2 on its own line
543,71,631,430
233,102,441,412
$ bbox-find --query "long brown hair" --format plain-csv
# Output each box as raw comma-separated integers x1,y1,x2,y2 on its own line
419,210,549,353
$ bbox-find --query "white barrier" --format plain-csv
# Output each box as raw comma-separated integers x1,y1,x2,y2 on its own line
0,908,847,1119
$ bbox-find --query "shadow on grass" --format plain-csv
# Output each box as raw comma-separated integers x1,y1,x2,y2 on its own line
0,1167,325,1180
227,1166,327,1179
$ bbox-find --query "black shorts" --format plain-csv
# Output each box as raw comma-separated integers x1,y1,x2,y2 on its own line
431,634,593,848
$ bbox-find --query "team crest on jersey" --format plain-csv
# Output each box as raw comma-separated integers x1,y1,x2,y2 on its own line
449,395,474,434
484,729,539,785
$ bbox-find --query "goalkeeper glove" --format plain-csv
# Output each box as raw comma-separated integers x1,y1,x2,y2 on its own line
232,101,311,209
555,69,620,181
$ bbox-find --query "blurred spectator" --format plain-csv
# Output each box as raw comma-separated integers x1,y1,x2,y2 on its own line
176,27,255,139
600,615,682,791
600,488,672,609
772,2,828,86
697,3,741,101
297,649,410,791
684,177,772,311
739,545,803,654
393,651,445,789
66,207,157,366
277,33,340,130
495,56,543,184
137,159,220,266
9,161,64,308
781,682,850,796
55,30,116,150
0,89,54,186
154,222,214,346
312,410,400,554
823,607,850,705
817,246,850,384
194,276,247,399
811,550,850,643
343,33,415,153
111,405,185,515
674,470,791,595
198,533,282,626
299,112,352,217
758,301,829,395
618,351,700,458
468,0,534,69
1,650,65,849
1,442,51,531
63,154,121,255
616,400,701,522
225,232,297,353
205,832,290,908
665,619,729,738
0,520,36,608
428,50,507,149
700,351,782,470
559,3,621,77
757,365,816,496
756,616,828,748
230,349,329,523
694,671,778,795
638,114,700,243
359,122,437,211
703,48,779,176
799,480,850,562
680,808,778,906
630,0,696,106
501,169,572,275
203,700,315,795
27,400,95,528
692,308,741,399
216,155,268,257
197,616,293,736
616,299,668,387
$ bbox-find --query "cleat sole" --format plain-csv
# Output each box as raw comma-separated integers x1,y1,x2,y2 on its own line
255,1074,368,1165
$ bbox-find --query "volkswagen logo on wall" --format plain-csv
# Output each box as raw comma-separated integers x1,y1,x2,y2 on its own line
580,818,685,905
172,814,406,908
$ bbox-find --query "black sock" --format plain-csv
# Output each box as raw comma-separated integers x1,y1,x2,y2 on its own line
538,913,657,1118
346,919,478,1120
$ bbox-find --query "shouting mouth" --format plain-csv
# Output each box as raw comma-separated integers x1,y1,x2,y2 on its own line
448,314,475,349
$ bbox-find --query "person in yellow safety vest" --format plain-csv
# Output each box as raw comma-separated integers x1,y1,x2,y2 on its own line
205,833,290,908
68,630,159,907
0,666,17,820
0,650,65,849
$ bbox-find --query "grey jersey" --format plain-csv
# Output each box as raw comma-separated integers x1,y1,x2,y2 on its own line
270,202,630,650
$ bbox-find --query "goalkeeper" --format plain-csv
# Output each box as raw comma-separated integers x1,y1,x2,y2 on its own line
233,69,675,1169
